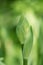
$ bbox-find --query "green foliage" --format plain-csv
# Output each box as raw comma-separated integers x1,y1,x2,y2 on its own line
0,0,43,65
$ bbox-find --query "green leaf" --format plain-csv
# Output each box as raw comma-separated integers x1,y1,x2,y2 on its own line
23,26,33,59
16,15,31,44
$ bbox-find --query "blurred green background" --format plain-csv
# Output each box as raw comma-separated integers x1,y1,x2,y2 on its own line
0,0,43,65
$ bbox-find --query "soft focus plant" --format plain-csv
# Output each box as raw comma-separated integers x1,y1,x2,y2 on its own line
0,0,43,65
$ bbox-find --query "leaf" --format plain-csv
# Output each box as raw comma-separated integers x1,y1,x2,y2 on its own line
16,15,31,44
23,26,33,59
